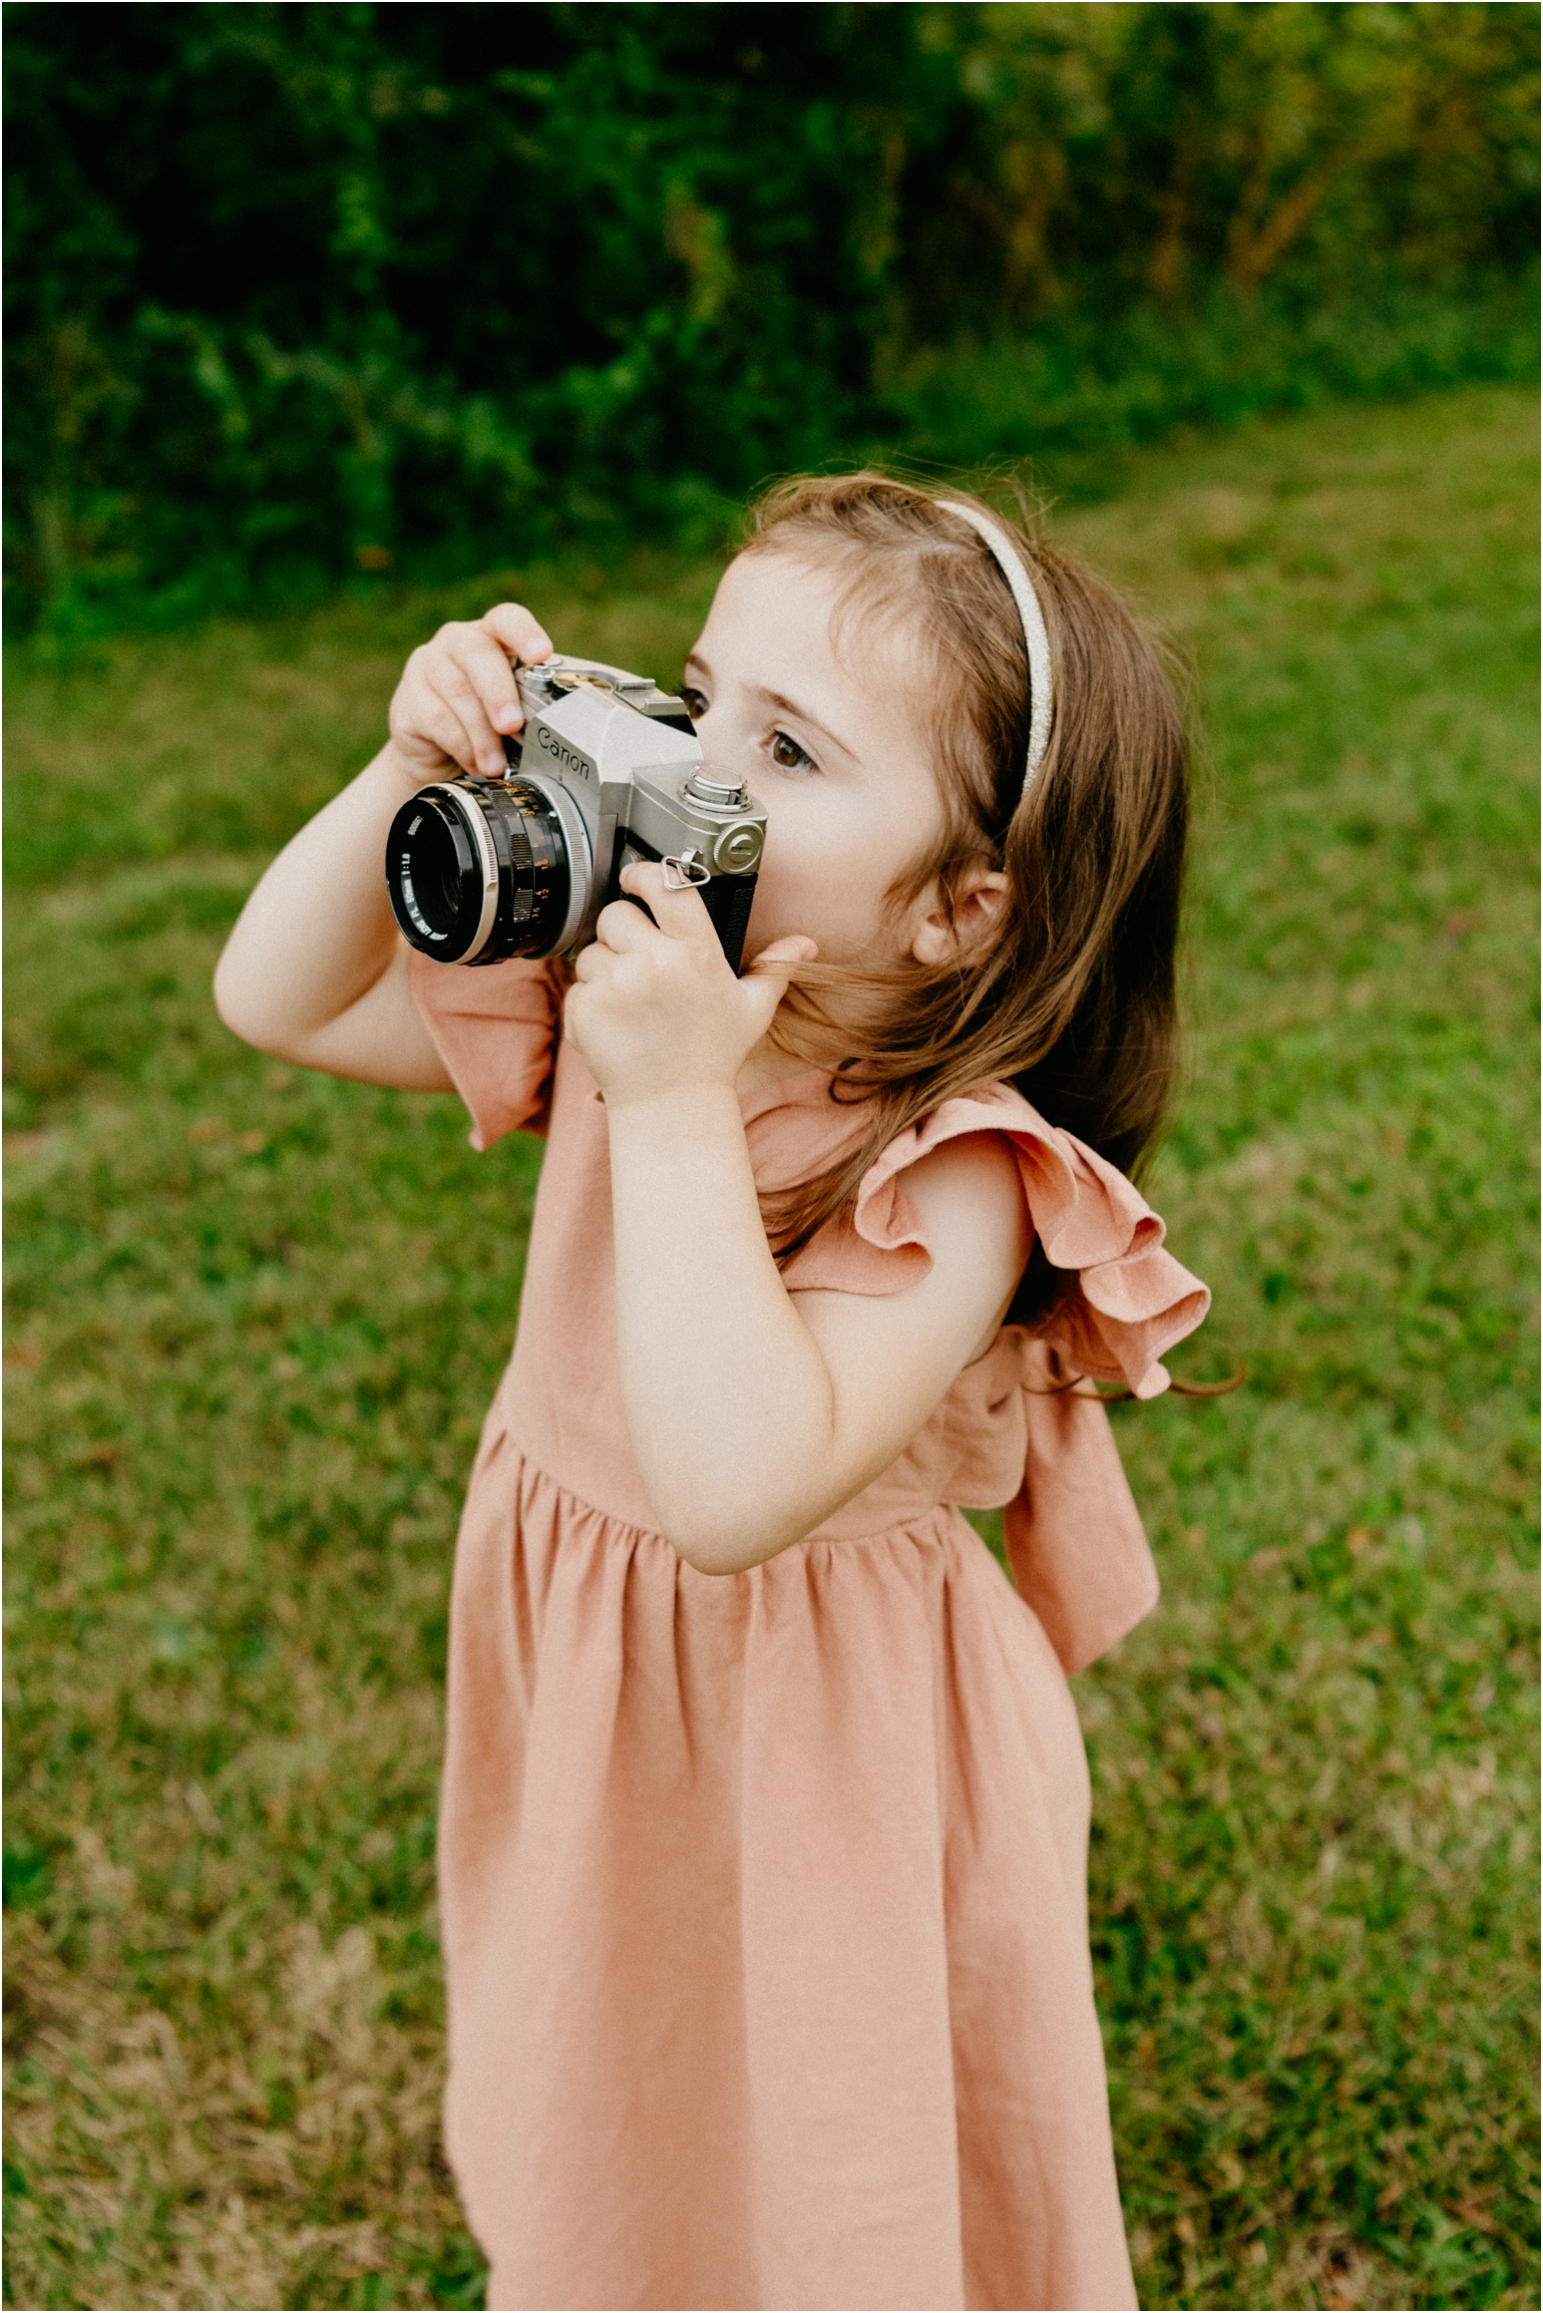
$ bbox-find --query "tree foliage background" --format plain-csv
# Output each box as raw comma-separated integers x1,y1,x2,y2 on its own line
6,0,1538,630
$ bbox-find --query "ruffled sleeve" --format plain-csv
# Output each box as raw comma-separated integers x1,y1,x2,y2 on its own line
780,1083,1210,1673
407,947,565,1149
782,1083,1210,1400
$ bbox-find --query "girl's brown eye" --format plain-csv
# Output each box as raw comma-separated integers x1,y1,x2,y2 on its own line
770,731,811,770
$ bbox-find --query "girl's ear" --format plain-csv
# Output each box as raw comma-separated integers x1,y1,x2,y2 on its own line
909,864,1009,964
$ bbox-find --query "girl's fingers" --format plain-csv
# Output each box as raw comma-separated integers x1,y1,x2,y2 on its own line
409,692,482,778
479,601,554,677
448,625,535,740
593,895,663,954
392,606,554,773
435,654,513,777
617,860,718,946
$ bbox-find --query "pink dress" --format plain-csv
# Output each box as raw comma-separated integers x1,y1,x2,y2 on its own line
409,951,1209,2313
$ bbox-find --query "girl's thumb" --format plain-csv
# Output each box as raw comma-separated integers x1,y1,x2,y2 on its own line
747,934,818,976
742,935,818,1020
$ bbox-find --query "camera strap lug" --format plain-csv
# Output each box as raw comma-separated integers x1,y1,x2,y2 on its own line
661,851,711,890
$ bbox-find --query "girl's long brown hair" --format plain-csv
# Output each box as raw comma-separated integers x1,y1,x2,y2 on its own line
740,473,1190,1320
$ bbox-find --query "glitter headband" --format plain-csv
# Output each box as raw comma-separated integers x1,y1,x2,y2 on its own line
938,500,1054,795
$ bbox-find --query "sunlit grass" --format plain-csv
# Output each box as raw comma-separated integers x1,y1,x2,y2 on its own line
5,384,1537,2311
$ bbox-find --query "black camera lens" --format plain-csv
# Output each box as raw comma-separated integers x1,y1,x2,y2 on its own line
387,776,577,964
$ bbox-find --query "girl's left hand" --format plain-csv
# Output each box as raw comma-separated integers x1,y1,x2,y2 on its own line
565,862,816,1110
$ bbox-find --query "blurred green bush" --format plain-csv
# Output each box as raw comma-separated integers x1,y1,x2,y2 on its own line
6,1,1537,634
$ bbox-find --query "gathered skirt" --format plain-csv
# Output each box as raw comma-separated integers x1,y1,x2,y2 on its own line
435,1414,1138,2313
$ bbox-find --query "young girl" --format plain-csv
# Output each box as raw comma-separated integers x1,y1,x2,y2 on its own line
215,475,1210,2313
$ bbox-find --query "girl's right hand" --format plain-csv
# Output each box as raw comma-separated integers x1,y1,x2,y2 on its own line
387,602,555,784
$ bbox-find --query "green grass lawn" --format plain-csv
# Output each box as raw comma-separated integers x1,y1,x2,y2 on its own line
5,384,1537,2312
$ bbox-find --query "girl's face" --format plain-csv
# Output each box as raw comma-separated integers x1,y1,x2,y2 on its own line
680,551,948,967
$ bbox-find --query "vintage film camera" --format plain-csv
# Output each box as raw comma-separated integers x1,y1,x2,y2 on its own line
385,655,767,971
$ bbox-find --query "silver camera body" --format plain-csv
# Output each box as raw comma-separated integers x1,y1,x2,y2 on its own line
386,653,767,972
514,656,767,955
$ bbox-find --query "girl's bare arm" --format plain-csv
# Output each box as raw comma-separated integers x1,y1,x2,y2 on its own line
215,740,453,1084
214,602,551,1085
608,1096,1027,1572
567,864,1029,1574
